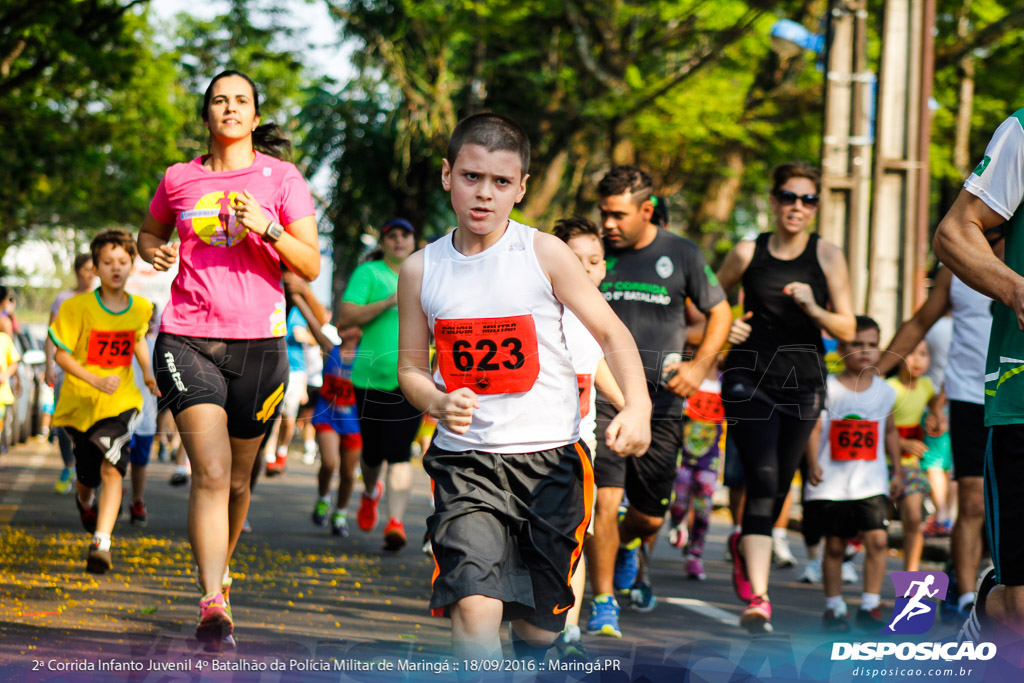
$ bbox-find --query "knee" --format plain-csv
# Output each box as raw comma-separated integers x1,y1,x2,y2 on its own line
192,462,231,487
959,496,985,521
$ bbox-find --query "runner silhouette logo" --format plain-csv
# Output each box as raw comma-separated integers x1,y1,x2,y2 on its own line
884,571,948,635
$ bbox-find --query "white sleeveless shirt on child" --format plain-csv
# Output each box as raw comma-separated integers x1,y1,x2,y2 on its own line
804,374,896,502
421,220,580,453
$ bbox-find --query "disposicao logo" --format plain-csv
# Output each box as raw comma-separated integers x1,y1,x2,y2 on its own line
884,571,948,635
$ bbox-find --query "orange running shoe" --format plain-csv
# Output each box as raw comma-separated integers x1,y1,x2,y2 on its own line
384,518,407,550
357,481,384,531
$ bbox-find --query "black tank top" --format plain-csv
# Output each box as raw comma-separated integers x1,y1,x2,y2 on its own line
724,232,830,393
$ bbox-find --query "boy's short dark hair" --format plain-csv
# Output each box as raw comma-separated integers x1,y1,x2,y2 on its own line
771,161,821,194
73,253,93,271
854,315,880,336
597,166,654,207
446,113,530,176
90,229,138,264
552,217,603,244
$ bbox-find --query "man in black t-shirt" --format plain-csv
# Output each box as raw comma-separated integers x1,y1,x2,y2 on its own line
585,166,732,638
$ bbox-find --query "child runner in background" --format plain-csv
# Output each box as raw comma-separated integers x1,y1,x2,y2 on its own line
301,340,323,466
551,216,625,660
126,304,160,527
310,326,363,537
804,316,902,630
397,113,651,664
668,356,725,581
50,229,156,574
0,330,19,442
887,340,946,571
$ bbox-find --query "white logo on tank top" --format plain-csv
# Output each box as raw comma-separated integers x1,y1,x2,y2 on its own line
656,255,674,279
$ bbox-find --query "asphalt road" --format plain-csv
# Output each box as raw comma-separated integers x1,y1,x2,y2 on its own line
0,437,1000,683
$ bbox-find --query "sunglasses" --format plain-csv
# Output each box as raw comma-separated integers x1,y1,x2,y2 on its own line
773,189,820,209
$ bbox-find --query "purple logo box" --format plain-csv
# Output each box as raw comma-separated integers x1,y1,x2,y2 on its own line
883,571,949,635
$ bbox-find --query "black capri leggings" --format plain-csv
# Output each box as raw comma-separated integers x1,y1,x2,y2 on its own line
354,386,422,468
722,375,823,537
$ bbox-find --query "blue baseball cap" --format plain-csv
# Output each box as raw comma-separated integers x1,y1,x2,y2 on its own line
380,217,416,236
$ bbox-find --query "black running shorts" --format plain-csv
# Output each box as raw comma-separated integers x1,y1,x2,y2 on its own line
593,401,683,518
802,495,890,541
67,409,138,488
154,333,289,439
354,386,422,467
985,426,1024,586
950,400,987,480
424,441,593,633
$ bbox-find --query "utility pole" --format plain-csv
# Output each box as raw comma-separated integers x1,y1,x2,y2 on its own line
867,0,935,340
820,0,873,314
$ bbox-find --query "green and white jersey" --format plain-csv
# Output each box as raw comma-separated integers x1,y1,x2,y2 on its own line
964,109,1024,426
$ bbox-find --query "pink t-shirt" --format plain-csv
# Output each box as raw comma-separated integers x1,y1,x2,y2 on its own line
149,152,315,339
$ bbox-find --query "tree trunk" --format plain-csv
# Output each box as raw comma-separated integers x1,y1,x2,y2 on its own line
690,145,748,249
521,148,569,224
953,0,975,179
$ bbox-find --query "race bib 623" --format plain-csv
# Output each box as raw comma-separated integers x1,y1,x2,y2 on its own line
434,315,539,394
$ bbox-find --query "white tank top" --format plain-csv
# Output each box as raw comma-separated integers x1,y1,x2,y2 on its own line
804,375,896,502
421,221,580,453
946,274,992,405
562,309,603,450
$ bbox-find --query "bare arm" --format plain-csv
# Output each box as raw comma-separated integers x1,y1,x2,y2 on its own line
133,338,158,396
138,214,179,271
396,252,478,434
790,239,856,342
337,296,398,328
594,359,625,412
536,232,651,457
934,189,1018,322
55,349,119,395
805,415,823,486
877,267,952,375
716,240,755,294
885,413,904,498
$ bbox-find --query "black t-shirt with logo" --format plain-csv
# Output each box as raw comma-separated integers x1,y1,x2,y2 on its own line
602,229,726,417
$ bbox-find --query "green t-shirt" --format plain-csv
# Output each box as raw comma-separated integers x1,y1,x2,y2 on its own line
964,110,1024,425
342,259,400,391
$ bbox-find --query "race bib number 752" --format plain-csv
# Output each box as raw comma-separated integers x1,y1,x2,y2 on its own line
434,315,540,394
87,330,135,368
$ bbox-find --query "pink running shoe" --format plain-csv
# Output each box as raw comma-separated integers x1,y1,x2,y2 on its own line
729,531,754,601
740,595,773,633
196,592,233,644
686,556,706,581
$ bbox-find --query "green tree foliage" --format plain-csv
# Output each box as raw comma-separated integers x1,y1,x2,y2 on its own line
0,1,184,253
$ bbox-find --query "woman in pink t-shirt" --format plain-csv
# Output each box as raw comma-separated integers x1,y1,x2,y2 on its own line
137,70,319,648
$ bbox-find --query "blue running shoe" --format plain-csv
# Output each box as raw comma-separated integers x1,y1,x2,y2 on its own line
613,540,640,593
629,580,657,612
586,594,622,637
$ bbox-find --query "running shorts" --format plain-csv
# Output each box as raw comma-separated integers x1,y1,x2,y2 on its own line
985,426,1024,585
154,333,289,439
802,495,890,540
593,401,683,518
129,433,155,467
950,400,987,480
354,386,422,467
424,441,593,632
280,370,308,419
67,409,138,487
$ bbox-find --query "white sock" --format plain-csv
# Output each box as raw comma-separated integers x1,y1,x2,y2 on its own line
772,527,788,541
304,439,316,453
365,484,381,500
319,494,331,504
92,533,111,552
959,592,976,611
732,524,742,535
276,446,288,458
563,624,581,641
825,595,847,616
78,492,95,508
861,593,881,611
173,465,188,475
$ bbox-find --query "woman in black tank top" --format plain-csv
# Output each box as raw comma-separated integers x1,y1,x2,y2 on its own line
714,162,856,632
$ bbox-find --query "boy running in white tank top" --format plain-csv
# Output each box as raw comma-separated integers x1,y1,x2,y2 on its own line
804,316,903,631
398,114,651,666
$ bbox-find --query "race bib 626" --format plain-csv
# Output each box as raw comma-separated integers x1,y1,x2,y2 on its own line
434,315,539,394
829,418,879,461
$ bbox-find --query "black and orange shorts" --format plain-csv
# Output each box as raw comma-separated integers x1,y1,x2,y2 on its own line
423,441,593,632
